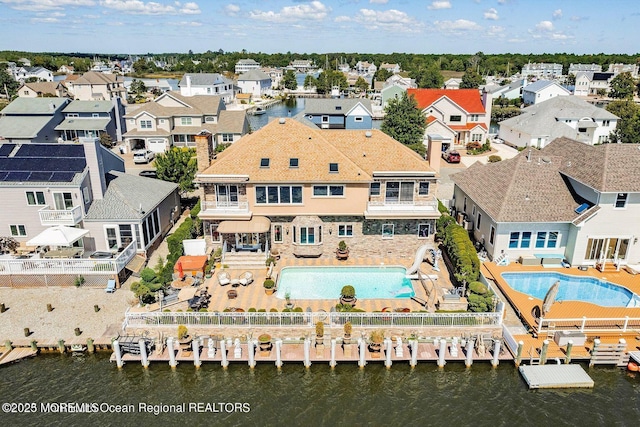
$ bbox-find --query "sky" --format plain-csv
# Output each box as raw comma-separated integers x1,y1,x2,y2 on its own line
0,0,638,55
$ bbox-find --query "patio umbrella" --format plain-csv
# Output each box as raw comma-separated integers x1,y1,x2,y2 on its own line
26,225,89,247
176,260,184,279
542,281,560,315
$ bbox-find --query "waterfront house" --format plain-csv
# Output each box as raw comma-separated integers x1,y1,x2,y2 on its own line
57,65,75,74
522,80,571,106
407,88,492,151
237,70,272,98
261,67,283,89
55,99,127,143
12,66,54,82
289,60,314,72
443,78,462,90
17,81,68,98
194,118,441,260
607,63,639,78
573,72,614,97
355,61,377,75
0,97,69,144
497,96,618,148
123,92,249,153
300,98,373,130
178,73,236,104
379,63,401,74
488,79,525,101
66,71,127,102
451,138,640,268
235,59,260,75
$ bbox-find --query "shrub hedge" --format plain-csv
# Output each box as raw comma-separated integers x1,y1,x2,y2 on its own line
438,216,479,286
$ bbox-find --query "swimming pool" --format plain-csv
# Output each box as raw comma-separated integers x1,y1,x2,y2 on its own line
276,266,415,300
501,272,640,308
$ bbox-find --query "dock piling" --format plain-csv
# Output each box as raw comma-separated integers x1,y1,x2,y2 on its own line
248,340,256,369
515,341,524,366
465,339,474,367
303,338,311,368
112,339,123,368
220,339,228,368
409,340,418,367
358,338,366,368
167,337,177,368
450,337,459,358
437,339,446,368
193,339,201,368
491,339,501,367
395,337,403,357
139,339,149,368
540,340,549,365
275,339,282,368
384,338,392,369
330,339,337,368
30,340,38,352
87,338,95,354
58,339,65,354
207,337,216,358
565,340,573,364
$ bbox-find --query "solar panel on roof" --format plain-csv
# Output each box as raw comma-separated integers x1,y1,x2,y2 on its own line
15,144,84,158
0,144,15,157
5,171,31,181
26,171,54,181
0,172,8,181
50,172,76,182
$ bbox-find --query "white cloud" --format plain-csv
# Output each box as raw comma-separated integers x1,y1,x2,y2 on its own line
99,0,200,15
0,0,95,11
334,15,351,22
354,8,423,32
530,20,573,41
427,1,451,10
31,16,60,23
249,1,330,22
486,25,504,36
552,9,562,19
168,20,202,26
535,20,554,32
433,19,482,32
484,8,498,20
225,3,239,16
369,0,388,4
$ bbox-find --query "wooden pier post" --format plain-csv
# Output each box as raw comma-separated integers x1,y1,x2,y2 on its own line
410,340,418,367
112,339,123,368
167,337,177,368
87,338,95,354
540,340,549,365
139,339,149,368
220,339,228,368
193,339,201,368
565,340,573,364
30,340,38,352
329,339,337,368
515,341,524,366
248,340,256,369
437,339,447,368
384,338,392,369
4,340,12,352
450,337,459,358
303,338,311,368
58,339,66,354
358,338,367,368
491,339,501,367
275,339,283,368
465,339,474,368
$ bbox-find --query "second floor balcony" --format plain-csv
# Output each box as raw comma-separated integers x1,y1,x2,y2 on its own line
199,200,251,219
365,199,440,219
39,205,83,226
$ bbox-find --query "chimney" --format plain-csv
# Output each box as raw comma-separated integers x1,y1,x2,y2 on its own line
195,130,213,172
186,75,192,96
81,137,107,200
426,136,441,173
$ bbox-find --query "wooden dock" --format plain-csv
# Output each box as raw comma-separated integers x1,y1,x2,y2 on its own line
0,347,37,366
519,364,594,389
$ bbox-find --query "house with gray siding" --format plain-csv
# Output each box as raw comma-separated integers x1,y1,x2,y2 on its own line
299,98,373,130
55,99,126,143
0,97,70,143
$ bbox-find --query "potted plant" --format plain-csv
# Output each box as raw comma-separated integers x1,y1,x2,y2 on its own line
315,321,324,340
340,285,357,307
369,330,384,358
177,324,191,345
285,291,293,309
336,240,349,260
213,247,222,263
205,263,212,279
258,333,272,356
263,278,275,295
343,321,352,344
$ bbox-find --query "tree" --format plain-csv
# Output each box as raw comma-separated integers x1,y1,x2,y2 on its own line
380,92,426,155
303,74,316,90
375,68,392,82
130,79,147,95
0,68,19,98
606,100,640,143
411,65,443,88
99,132,113,148
315,69,348,94
282,70,298,91
608,72,635,100
460,69,485,89
154,147,197,194
354,76,369,93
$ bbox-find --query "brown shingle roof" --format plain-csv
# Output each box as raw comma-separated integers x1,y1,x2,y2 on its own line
200,118,434,183
217,110,248,134
73,71,122,85
123,92,224,119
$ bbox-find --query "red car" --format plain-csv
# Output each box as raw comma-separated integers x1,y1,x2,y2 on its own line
442,150,461,163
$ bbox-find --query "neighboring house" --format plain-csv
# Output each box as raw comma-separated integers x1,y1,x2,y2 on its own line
235,59,260,75
345,73,372,92
57,65,75,74
178,73,236,103
380,63,401,74
55,99,126,143
568,63,602,75
574,72,614,97
67,71,126,101
407,88,492,151
443,78,462,90
194,118,440,260
12,66,54,82
381,85,407,109
521,62,563,79
237,70,271,98
488,79,525,100
607,63,639,78
17,81,68,98
262,67,283,89
383,75,416,90
299,98,373,130
0,97,69,143
522,80,571,105
338,63,350,73
451,138,640,268
498,96,618,148
123,91,249,153
355,61,377,75
289,60,314,72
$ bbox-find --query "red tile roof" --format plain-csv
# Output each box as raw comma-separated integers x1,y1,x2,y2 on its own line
408,88,486,113
449,123,488,131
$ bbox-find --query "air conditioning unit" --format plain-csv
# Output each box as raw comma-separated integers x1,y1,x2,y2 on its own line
463,220,473,231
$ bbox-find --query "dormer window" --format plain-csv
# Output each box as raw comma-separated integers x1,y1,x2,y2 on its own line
289,158,299,168
260,158,270,168
329,163,338,173
335,106,342,111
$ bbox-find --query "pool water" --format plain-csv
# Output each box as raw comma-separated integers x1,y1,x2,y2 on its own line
501,272,640,307
276,266,415,300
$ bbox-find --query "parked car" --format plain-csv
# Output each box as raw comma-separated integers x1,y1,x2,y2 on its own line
442,150,461,163
133,149,155,164
138,170,158,178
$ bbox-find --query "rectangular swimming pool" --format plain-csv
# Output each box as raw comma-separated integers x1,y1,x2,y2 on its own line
276,266,415,300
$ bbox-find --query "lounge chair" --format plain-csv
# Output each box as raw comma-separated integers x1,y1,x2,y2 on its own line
238,271,254,286
218,272,231,286
105,279,116,293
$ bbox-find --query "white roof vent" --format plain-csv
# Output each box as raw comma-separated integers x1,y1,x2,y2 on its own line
279,118,286,124
365,131,372,138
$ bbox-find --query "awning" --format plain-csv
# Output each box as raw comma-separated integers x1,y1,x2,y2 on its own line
217,216,271,234
55,118,110,131
27,225,89,247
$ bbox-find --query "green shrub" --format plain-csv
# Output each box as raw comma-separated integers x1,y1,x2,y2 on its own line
258,309,266,312
269,308,278,312
340,285,355,298
468,292,494,312
265,256,276,267
437,199,449,214
248,308,256,312
441,221,480,286
488,155,502,163
140,267,156,283
469,281,488,295
190,200,201,219
263,279,275,289
293,307,303,312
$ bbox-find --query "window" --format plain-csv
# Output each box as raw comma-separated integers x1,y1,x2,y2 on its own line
273,225,283,243
578,127,587,133
222,134,233,142
509,231,531,248
602,120,610,126
289,158,298,168
329,163,339,173
476,213,482,230
382,224,394,239
615,193,628,208
10,225,26,237
354,116,363,122
418,223,430,238
216,185,238,206
470,114,479,121
463,197,467,212
535,231,559,248
299,227,315,244
180,117,193,126
520,231,531,248
472,205,476,217
105,226,118,250
53,192,73,210
260,158,270,168
205,116,215,123
489,226,495,245
418,182,430,196
313,185,344,197
92,113,100,118
370,182,380,196
449,115,462,122
322,115,329,123
338,224,353,237
255,186,302,204
67,113,78,118
26,191,45,206
82,187,90,204
472,133,482,142
385,182,413,203
140,120,152,129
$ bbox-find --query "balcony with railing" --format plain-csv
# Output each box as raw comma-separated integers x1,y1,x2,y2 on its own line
39,205,83,226
199,200,251,219
365,199,440,219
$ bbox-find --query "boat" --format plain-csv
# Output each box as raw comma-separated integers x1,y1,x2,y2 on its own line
253,107,266,115
70,344,87,353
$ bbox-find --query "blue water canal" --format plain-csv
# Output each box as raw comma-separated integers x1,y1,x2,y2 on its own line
1,353,639,425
